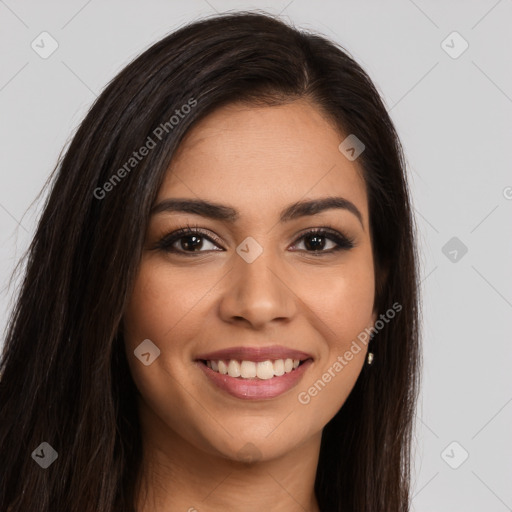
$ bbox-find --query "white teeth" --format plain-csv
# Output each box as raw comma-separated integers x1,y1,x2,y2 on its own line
256,360,274,380
227,360,241,377
218,360,228,375
273,359,285,376
240,360,257,378
206,358,305,379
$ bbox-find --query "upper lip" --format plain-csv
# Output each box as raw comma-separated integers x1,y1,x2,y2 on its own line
195,345,313,363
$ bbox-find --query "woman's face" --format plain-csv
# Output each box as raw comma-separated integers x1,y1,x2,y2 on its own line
123,99,377,463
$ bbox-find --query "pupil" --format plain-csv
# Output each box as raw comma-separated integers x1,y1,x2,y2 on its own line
305,235,325,251
182,235,202,251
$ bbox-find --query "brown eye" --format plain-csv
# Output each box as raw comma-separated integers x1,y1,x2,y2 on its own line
290,228,355,254
154,227,224,255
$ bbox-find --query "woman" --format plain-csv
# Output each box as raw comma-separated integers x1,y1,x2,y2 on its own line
0,10,421,512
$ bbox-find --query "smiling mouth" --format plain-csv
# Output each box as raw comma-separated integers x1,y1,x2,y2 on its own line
197,358,311,380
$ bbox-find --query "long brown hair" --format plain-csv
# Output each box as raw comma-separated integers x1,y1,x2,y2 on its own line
0,11,421,511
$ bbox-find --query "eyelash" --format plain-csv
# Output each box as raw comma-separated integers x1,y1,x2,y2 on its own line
153,222,355,257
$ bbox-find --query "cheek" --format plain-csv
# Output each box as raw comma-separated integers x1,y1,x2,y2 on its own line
122,262,191,394
331,268,375,342
121,262,206,427
294,257,376,350
123,260,208,345
292,270,374,430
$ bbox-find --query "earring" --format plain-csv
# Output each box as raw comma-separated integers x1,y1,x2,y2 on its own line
367,351,374,365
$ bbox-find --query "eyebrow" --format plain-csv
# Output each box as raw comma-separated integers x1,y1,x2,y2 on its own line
150,196,364,228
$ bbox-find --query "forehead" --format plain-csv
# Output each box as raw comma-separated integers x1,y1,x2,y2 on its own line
158,99,369,227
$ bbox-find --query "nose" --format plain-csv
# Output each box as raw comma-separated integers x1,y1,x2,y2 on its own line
218,247,297,329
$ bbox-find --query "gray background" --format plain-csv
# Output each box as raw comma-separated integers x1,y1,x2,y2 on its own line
1,0,511,510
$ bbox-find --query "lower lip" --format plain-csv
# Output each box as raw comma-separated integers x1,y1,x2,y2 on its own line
196,359,313,400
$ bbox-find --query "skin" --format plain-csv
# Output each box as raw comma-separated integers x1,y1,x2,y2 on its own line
123,98,378,512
